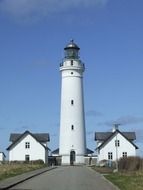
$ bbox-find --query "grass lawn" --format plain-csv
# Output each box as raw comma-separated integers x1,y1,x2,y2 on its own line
105,172,143,190
92,166,143,190
0,163,46,181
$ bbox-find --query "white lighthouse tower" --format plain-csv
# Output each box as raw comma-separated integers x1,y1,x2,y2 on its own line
59,40,86,165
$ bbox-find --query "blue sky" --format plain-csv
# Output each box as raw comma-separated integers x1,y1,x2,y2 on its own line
0,0,143,157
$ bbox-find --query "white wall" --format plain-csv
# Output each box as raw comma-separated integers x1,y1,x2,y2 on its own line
98,133,136,162
59,59,86,165
9,134,46,163
0,152,5,161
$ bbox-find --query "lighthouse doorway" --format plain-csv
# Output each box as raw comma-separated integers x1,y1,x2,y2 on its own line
70,151,75,165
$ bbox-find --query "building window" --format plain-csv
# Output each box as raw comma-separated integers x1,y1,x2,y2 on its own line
71,100,74,105
108,152,113,160
71,125,74,130
123,152,127,158
115,140,120,147
25,142,30,149
25,155,30,162
71,60,73,66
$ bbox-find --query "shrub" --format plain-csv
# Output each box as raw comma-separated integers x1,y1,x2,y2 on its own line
9,160,44,165
31,160,44,165
118,156,143,171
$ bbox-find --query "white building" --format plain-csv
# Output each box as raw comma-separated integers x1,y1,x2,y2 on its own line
95,127,138,163
59,40,86,165
7,131,50,163
0,152,6,162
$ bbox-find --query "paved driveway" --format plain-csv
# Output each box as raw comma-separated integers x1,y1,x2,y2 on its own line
11,166,119,190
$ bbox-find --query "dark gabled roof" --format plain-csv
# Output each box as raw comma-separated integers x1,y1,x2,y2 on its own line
52,148,94,155
10,131,50,142
96,130,138,150
95,132,112,141
52,148,59,154
7,131,50,151
64,40,80,50
85,148,94,155
95,131,136,141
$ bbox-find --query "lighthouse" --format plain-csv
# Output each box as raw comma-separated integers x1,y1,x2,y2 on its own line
59,40,86,165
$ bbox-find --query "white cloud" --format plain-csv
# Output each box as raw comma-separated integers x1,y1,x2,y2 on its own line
114,116,143,126
97,115,143,127
0,0,108,21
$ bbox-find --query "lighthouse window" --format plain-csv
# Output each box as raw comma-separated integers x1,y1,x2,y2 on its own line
71,100,74,105
71,60,73,66
71,72,73,75
71,125,74,130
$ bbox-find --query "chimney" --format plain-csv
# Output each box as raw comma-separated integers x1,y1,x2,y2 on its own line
112,124,120,132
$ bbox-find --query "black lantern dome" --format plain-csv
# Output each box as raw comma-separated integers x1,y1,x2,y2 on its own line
64,40,80,59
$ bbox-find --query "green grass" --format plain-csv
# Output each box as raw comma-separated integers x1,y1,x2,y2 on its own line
0,163,46,181
105,172,143,190
92,166,143,190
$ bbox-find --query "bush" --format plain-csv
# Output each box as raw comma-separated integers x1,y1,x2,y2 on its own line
31,160,44,165
9,160,44,165
118,156,143,171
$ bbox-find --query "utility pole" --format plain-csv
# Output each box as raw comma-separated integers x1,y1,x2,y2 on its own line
113,123,121,172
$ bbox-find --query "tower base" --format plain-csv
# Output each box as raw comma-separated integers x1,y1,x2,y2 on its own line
61,154,85,165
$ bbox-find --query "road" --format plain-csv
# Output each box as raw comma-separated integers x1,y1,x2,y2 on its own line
10,166,118,190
